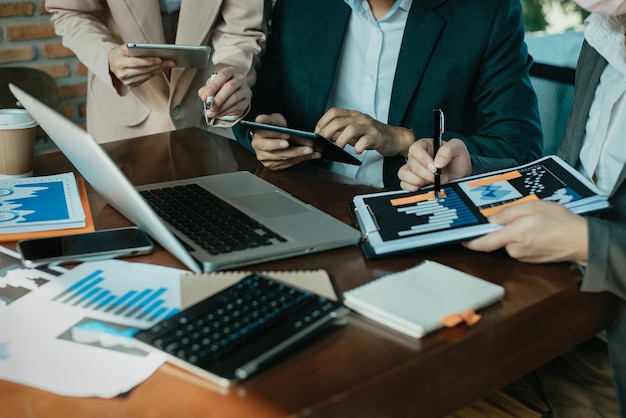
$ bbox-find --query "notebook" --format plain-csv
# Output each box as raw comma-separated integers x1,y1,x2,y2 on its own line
9,84,361,273
342,260,505,338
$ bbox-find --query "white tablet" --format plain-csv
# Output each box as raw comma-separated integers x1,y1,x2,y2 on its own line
127,43,211,68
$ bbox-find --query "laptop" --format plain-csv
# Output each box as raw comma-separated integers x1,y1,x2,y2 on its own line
9,84,361,273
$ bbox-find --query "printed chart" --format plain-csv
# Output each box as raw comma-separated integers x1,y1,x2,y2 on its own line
362,158,598,243
0,173,85,233
52,269,180,323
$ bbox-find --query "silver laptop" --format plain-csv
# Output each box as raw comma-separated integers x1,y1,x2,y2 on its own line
10,84,361,273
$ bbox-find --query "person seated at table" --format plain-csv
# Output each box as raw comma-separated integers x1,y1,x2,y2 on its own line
460,2,626,416
233,0,542,190
46,0,268,143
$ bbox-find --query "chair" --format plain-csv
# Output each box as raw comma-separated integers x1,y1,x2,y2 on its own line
529,62,576,155
0,66,64,153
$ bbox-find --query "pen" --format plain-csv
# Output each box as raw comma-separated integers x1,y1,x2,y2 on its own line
433,108,444,201
205,72,218,111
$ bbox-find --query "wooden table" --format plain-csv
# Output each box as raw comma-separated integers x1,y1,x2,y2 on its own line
1,128,617,418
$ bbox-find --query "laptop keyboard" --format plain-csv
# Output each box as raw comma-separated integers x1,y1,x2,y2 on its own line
140,184,286,255
133,274,348,383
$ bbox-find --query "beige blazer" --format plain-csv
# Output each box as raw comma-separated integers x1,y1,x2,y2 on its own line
46,0,266,143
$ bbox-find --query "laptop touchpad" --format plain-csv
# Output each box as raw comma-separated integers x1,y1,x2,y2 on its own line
235,191,310,218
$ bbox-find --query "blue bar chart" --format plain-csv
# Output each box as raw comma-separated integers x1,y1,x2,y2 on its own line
52,269,180,323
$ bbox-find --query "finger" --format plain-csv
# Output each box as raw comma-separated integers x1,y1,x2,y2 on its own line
116,61,167,83
398,165,429,191
487,202,538,225
209,87,250,118
123,71,158,88
406,141,436,182
199,67,237,105
333,124,362,148
433,140,464,170
462,228,512,253
198,75,218,103
256,148,321,170
216,100,249,119
251,134,290,152
204,77,238,114
256,113,287,127
316,107,349,131
316,108,356,142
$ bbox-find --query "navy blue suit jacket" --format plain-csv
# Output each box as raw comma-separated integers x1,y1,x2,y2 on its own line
236,0,543,189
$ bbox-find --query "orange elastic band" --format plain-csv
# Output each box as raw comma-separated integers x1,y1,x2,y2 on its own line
441,309,482,328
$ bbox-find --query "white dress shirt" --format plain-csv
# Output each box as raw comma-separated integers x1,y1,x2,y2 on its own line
326,0,412,188
579,13,626,195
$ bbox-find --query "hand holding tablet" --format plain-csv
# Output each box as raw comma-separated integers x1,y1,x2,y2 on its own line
238,120,362,166
127,43,211,68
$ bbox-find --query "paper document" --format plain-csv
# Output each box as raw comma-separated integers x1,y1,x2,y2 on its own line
351,155,610,258
0,259,186,398
0,172,86,235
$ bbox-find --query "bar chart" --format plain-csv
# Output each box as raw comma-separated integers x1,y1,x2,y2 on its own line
52,269,180,323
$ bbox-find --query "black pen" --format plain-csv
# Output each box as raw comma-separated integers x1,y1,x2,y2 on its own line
433,108,444,201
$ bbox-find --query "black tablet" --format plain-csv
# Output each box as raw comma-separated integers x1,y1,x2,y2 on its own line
238,120,362,166
126,43,211,68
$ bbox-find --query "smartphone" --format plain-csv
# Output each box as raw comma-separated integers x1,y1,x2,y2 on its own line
126,43,211,68
238,120,362,166
17,227,154,268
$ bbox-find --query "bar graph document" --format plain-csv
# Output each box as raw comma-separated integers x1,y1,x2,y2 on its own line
0,259,185,398
351,156,610,258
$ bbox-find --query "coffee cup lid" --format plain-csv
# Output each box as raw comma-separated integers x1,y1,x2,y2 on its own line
0,108,38,130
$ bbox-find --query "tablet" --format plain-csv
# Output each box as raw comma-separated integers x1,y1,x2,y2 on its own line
126,43,211,68
238,120,362,166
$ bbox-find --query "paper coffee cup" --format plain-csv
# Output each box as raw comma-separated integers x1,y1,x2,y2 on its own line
0,109,38,178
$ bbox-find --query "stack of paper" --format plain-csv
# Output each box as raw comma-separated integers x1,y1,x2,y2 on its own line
0,259,186,398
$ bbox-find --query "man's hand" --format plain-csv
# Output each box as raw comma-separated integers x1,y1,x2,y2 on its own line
398,138,472,191
249,113,321,170
463,200,589,265
315,108,414,157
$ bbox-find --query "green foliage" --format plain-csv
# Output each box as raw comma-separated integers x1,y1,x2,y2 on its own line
521,0,588,32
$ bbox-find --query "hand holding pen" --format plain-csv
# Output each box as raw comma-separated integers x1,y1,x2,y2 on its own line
397,110,472,193
433,108,444,201
198,67,251,125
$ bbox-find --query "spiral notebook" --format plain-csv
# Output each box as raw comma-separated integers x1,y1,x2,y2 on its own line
342,260,505,338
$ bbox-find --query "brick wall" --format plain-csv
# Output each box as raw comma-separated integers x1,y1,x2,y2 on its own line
0,0,86,128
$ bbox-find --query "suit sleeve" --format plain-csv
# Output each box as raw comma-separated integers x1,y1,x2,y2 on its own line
46,0,120,91
455,0,543,173
582,184,626,301
210,0,267,89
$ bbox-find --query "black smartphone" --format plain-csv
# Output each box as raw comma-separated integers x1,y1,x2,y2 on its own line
238,120,362,166
16,227,154,268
